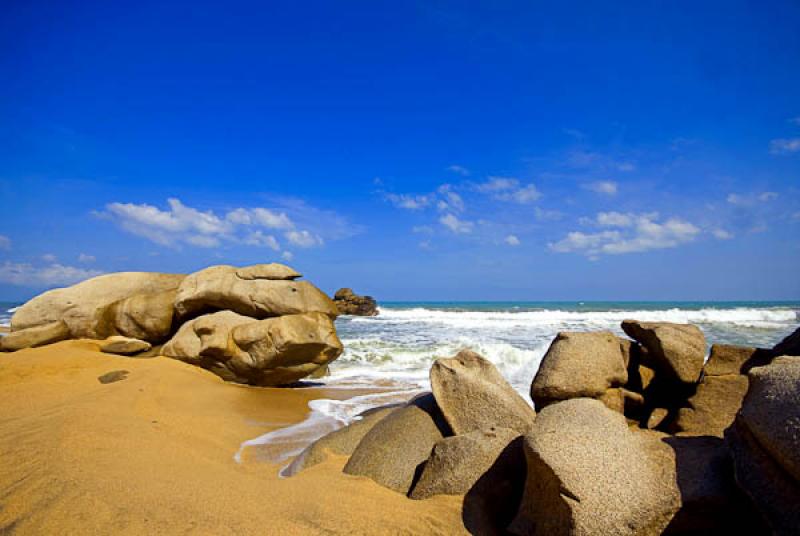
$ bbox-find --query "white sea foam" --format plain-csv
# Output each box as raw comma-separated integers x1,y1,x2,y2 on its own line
235,303,797,466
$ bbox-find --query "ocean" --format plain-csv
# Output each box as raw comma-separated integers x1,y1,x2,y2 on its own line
4,300,798,467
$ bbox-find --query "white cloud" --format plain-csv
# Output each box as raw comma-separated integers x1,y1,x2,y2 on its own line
419,240,432,250
285,230,323,248
447,165,470,176
476,177,519,192
496,183,542,204
78,253,96,263
534,207,563,221
505,235,521,246
412,225,434,234
42,254,57,263
281,251,294,261
0,262,104,287
99,198,329,252
0,235,10,250
385,193,431,210
727,192,778,206
712,229,734,240
617,162,636,172
770,138,800,154
550,212,700,256
243,231,280,250
584,181,618,195
436,184,465,213
439,213,473,234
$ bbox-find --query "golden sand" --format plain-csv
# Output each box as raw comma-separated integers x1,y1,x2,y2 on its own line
0,341,467,535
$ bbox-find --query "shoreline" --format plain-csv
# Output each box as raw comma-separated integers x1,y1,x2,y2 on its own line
0,341,467,534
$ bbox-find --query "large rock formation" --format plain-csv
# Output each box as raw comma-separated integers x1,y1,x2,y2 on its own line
726,356,800,534
343,393,450,494
9,272,185,339
431,349,535,435
531,331,628,411
2,263,346,386
162,310,343,386
621,320,706,385
174,265,337,320
332,288,379,316
771,325,800,357
509,398,681,536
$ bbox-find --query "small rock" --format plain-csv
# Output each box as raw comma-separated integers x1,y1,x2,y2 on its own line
333,288,379,316
98,370,129,384
98,336,152,355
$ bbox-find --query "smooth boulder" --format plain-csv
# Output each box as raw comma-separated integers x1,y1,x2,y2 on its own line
725,356,800,534
509,398,680,536
343,393,450,494
431,350,535,435
162,310,343,386
284,406,397,476
98,336,152,355
531,331,628,410
621,320,706,385
174,264,338,320
10,272,185,338
0,320,70,351
93,289,178,343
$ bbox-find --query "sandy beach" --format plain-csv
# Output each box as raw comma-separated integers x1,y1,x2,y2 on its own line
0,341,467,535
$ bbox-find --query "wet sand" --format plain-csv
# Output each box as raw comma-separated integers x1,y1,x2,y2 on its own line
0,341,467,535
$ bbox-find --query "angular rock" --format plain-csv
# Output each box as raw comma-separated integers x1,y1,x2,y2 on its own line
333,288,379,316
0,320,70,351
672,376,749,437
284,406,397,476
410,427,521,498
162,311,343,386
94,289,178,343
431,350,535,435
174,264,337,320
509,398,680,536
411,427,525,535
725,356,800,535
704,344,771,376
737,356,800,481
98,335,152,355
621,320,706,385
10,272,185,338
531,331,627,411
343,393,450,494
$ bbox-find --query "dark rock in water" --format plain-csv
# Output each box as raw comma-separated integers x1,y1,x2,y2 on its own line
343,393,450,494
333,288,378,316
284,405,398,476
432,349,535,435
622,320,706,385
98,370,129,384
725,356,800,535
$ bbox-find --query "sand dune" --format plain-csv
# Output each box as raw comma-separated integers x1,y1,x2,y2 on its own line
0,341,466,535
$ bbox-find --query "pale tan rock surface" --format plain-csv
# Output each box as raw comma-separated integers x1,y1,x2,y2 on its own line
174,264,337,320
431,350,535,435
0,320,71,351
343,393,450,494
621,320,706,384
10,272,185,337
531,331,627,410
162,311,343,386
509,398,680,536
98,335,152,355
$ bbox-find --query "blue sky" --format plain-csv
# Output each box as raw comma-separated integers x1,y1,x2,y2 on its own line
1,0,799,301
